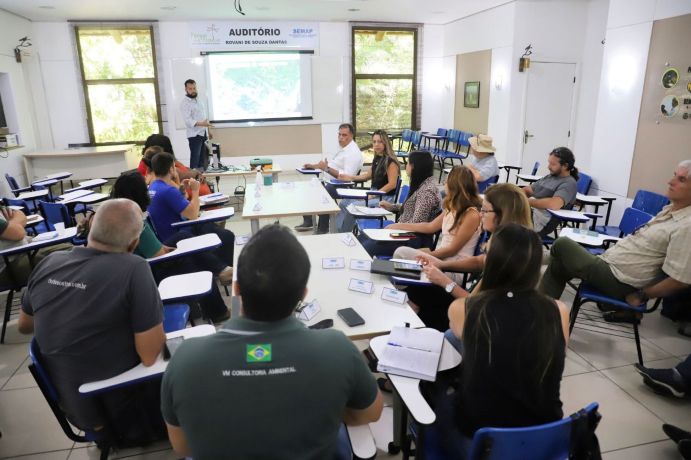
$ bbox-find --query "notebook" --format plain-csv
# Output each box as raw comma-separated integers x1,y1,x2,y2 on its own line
377,327,444,381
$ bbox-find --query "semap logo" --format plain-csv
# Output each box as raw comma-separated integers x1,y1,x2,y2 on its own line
289,27,316,39
191,23,221,44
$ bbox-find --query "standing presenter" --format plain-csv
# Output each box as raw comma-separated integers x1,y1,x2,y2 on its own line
180,79,212,170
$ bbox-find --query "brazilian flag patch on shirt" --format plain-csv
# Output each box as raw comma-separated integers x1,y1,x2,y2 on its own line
246,344,272,363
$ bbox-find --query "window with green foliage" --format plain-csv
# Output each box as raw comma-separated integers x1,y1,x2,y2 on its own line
352,27,417,138
75,26,162,144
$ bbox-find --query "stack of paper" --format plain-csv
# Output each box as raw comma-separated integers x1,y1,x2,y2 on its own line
377,327,444,381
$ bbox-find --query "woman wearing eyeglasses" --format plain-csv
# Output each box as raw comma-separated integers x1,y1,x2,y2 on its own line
336,130,401,232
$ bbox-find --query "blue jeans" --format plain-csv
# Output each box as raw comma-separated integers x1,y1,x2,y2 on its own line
444,329,464,355
677,354,691,384
187,135,207,170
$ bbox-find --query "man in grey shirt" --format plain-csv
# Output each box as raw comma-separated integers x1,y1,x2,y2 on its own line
19,199,166,448
523,147,579,236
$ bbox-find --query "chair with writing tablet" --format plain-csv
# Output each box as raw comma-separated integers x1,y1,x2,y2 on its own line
478,175,499,193
4,173,31,198
28,338,115,460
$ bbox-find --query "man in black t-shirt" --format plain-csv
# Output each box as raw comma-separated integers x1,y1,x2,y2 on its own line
19,199,166,444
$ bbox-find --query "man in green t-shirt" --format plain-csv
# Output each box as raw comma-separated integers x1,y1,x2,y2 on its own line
161,225,383,460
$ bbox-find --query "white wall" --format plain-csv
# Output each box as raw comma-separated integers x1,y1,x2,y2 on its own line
0,9,38,194
587,0,691,225
442,2,516,162
571,0,609,174
507,0,590,167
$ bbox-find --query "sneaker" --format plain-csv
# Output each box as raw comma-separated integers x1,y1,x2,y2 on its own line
680,440,691,460
294,222,313,232
634,364,687,398
663,424,691,444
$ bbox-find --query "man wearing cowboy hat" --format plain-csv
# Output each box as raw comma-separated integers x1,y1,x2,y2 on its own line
466,134,499,183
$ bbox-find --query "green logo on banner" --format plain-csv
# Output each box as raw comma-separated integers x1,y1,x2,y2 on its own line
246,344,272,363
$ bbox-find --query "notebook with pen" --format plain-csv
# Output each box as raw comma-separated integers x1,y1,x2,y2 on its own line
377,326,444,381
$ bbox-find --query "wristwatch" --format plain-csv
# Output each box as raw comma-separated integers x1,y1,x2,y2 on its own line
445,281,457,294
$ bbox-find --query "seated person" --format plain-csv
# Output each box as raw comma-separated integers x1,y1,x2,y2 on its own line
147,152,235,272
336,130,401,232
522,147,578,236
358,151,441,256
111,171,230,322
161,225,383,459
405,183,532,331
0,206,72,288
295,123,364,233
391,165,482,281
540,160,691,320
0,206,29,286
465,134,499,183
431,224,569,457
139,133,212,196
18,199,166,448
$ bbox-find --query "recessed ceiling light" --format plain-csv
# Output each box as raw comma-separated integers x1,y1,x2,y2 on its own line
347,8,360,12
38,5,55,9
161,6,177,10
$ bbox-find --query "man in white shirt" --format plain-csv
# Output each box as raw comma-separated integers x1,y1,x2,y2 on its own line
295,123,363,233
179,79,212,170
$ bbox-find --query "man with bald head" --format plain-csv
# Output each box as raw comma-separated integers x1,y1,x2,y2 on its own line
19,198,166,447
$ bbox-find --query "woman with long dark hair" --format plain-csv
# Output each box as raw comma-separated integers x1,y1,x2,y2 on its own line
336,130,400,232
358,151,441,256
430,224,569,457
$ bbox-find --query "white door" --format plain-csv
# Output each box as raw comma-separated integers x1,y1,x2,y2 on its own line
521,62,576,175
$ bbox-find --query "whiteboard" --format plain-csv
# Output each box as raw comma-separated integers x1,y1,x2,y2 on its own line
169,54,344,128
170,57,207,131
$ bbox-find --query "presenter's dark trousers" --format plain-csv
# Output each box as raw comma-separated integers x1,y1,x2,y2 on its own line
187,134,207,170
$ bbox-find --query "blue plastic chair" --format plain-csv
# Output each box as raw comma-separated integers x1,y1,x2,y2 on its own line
478,175,499,193
4,173,31,197
577,172,592,195
163,303,191,333
38,200,72,230
570,284,660,365
531,161,540,175
464,403,601,460
631,189,669,215
28,339,113,459
356,184,409,231
395,129,413,162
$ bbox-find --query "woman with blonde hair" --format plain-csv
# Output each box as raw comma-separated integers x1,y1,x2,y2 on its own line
336,130,400,232
403,183,532,331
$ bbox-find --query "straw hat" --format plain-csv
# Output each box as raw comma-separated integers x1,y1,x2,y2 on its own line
468,134,496,153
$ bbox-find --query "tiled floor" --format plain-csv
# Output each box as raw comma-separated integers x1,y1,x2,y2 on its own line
1,172,689,459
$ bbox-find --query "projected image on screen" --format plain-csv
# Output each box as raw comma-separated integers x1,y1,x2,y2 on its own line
207,52,313,122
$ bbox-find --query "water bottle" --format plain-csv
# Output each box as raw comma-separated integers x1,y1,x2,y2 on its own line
255,166,263,196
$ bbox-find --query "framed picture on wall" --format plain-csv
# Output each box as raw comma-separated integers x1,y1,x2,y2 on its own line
464,81,480,108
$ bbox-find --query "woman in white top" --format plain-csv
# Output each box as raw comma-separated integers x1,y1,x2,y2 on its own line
390,165,482,282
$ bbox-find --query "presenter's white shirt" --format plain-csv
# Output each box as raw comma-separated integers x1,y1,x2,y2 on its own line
326,140,363,180
180,96,208,138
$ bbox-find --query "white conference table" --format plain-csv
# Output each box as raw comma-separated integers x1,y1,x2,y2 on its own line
242,181,341,235
295,233,424,340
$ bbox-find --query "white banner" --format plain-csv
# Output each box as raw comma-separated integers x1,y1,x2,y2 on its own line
190,22,318,51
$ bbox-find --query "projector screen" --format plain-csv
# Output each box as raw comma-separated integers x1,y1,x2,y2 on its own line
206,51,314,123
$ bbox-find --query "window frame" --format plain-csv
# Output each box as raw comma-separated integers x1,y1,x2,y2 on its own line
351,26,419,133
74,25,163,145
